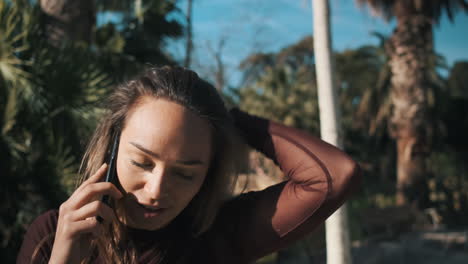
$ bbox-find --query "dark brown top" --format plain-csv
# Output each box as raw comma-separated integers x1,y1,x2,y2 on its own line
17,109,361,264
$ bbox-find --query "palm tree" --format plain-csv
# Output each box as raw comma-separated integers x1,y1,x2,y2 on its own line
312,1,352,264
355,0,468,206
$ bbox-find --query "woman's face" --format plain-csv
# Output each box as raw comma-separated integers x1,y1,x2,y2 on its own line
116,97,213,230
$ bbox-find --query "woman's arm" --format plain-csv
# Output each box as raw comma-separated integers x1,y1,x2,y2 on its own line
217,109,362,262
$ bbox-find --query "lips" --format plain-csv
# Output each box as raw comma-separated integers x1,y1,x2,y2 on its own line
138,203,166,212
136,201,169,216
138,203,164,212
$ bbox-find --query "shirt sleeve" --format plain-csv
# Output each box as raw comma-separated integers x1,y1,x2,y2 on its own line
16,210,58,264
215,109,362,263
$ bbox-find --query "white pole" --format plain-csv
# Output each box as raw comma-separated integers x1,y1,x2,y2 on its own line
312,0,352,263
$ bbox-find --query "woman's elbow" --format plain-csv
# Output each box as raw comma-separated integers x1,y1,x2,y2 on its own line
325,156,362,201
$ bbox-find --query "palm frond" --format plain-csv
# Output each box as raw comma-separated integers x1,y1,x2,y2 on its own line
355,0,468,23
0,1,31,85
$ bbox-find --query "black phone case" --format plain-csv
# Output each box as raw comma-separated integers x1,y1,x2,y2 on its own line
101,133,120,206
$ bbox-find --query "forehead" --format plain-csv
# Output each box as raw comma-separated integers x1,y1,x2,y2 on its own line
121,97,213,162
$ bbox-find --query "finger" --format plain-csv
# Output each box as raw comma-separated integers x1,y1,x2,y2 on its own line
68,217,103,238
79,163,108,188
69,182,123,210
73,164,108,196
70,200,117,223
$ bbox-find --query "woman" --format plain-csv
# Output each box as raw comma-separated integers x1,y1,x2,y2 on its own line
17,66,361,264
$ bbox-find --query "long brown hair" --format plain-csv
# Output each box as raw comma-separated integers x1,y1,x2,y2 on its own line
32,66,248,264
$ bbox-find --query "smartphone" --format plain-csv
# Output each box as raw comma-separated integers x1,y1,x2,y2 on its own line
101,132,120,206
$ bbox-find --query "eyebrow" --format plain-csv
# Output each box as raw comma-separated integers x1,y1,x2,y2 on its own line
129,142,205,166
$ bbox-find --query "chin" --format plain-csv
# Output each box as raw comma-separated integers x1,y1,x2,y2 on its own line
130,214,173,230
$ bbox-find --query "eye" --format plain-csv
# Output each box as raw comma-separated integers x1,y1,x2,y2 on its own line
174,170,194,181
131,160,153,170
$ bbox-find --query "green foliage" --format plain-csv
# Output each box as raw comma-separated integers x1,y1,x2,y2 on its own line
236,66,319,131
95,23,126,53
93,0,183,82
336,44,388,135
0,0,31,103
120,0,183,67
427,150,468,226
236,36,319,132
447,61,468,98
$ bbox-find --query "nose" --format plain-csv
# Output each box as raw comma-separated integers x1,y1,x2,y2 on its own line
143,165,170,201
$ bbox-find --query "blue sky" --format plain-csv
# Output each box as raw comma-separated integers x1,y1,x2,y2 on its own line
180,0,468,86
98,1,468,86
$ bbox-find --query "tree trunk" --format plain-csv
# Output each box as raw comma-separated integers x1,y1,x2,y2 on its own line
312,1,352,264
40,0,95,46
386,14,433,208
184,0,193,68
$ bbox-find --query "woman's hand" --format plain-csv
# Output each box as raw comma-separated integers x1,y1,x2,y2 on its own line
49,164,123,264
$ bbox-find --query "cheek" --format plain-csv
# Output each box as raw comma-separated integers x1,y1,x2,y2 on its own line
116,156,140,191
170,174,205,205
180,175,207,201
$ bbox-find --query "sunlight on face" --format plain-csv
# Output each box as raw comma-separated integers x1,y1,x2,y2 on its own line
116,97,213,230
